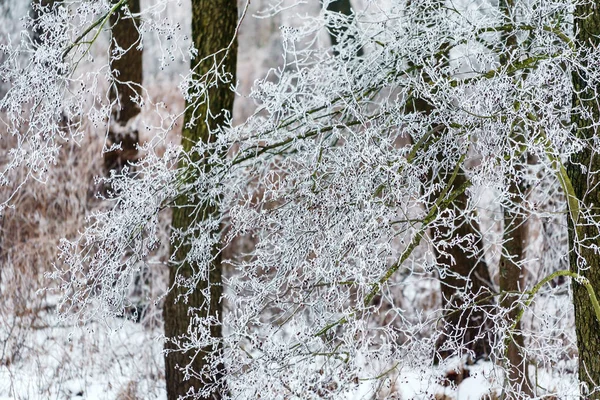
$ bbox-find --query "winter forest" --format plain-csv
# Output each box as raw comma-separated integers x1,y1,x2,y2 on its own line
3,0,600,398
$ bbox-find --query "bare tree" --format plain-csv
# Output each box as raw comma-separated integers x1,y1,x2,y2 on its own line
162,1,237,399
105,0,143,172
569,3,600,397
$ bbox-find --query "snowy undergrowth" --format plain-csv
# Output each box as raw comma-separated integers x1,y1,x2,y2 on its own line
0,317,165,400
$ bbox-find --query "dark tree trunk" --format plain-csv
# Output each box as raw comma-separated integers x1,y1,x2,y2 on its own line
434,167,494,361
322,0,363,57
31,0,55,45
569,3,600,397
493,3,533,395
412,94,494,361
396,3,495,363
163,1,237,399
105,0,143,172
499,181,534,397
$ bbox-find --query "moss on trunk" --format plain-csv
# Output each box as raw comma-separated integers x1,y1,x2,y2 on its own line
163,1,237,399
569,3,600,396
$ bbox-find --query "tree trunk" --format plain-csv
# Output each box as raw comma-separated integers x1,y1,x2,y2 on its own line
569,3,600,397
322,0,363,57
398,3,496,363
434,167,494,361
499,181,533,397
105,0,143,172
412,95,494,361
31,0,55,45
163,1,237,399
494,2,533,395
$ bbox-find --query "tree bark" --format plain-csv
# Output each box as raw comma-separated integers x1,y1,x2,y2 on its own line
163,1,237,399
499,181,534,397
31,0,56,45
399,2,495,362
411,96,494,361
494,2,533,395
434,167,495,361
322,0,363,57
569,3,600,397
105,0,143,172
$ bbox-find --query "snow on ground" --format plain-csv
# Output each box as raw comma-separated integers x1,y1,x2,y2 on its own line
0,324,581,400
0,315,165,400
